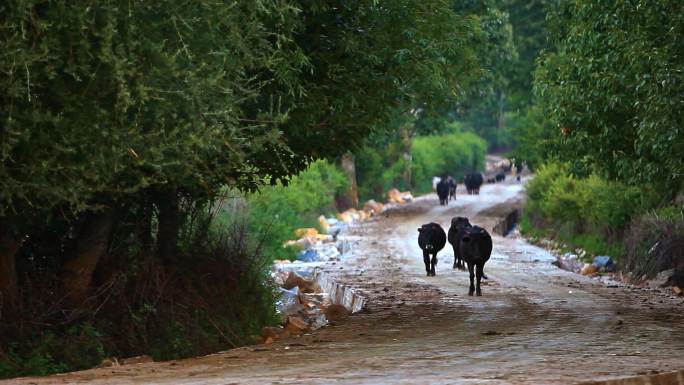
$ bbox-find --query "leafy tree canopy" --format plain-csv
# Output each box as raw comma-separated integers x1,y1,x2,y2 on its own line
0,0,489,222
536,0,684,195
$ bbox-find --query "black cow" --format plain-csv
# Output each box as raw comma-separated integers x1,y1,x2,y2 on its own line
460,225,493,296
448,216,471,270
436,179,450,205
495,172,505,182
464,173,484,194
417,222,447,276
447,177,457,201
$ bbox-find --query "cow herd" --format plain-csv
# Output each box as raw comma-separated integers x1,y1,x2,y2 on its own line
417,217,492,296
434,161,524,204
434,172,485,205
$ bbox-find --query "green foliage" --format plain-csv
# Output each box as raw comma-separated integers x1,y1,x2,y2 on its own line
354,131,486,201
536,0,684,195
523,162,653,258
245,160,347,261
0,325,105,378
1,0,487,227
506,105,556,170
501,0,552,110
0,1,305,224
355,144,408,202
527,163,648,232
411,132,487,194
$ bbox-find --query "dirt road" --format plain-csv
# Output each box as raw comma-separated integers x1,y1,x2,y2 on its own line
11,180,684,384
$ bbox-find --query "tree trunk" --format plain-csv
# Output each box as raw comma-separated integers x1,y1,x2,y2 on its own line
338,152,359,210
0,226,20,318
400,122,413,189
60,209,115,307
156,188,179,262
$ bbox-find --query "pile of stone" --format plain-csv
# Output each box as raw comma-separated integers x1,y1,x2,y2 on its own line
261,271,350,344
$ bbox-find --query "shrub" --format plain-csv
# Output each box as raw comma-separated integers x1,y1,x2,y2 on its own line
0,208,279,378
523,162,654,259
411,132,487,194
355,143,407,202
245,160,347,261
624,208,684,278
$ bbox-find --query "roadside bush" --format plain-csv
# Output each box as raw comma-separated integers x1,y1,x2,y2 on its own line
624,208,684,278
0,208,279,378
245,160,347,261
411,132,487,194
523,162,650,257
355,142,407,202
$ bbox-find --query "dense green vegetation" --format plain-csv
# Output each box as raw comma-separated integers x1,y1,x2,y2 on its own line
519,1,684,276
522,163,656,258
355,130,486,202
0,0,499,378
245,160,347,261
536,1,684,195
411,133,487,195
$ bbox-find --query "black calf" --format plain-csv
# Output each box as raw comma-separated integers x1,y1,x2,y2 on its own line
459,225,492,296
417,222,447,276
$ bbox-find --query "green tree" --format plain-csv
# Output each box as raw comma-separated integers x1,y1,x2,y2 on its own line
0,0,494,314
536,0,684,195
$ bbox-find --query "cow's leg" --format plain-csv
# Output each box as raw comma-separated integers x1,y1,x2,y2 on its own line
476,263,484,296
467,262,475,296
431,253,437,276
423,250,431,276
452,245,459,269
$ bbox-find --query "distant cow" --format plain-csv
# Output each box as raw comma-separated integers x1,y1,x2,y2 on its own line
495,172,505,182
436,179,450,205
417,222,447,276
459,225,493,296
448,216,471,270
447,177,457,201
464,173,484,194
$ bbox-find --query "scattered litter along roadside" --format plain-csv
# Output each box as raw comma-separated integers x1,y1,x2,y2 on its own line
528,236,683,297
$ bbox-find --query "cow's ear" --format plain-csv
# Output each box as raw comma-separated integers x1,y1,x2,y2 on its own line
417,228,423,232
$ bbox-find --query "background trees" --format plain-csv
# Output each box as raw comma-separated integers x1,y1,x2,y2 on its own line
536,0,684,195
523,1,684,283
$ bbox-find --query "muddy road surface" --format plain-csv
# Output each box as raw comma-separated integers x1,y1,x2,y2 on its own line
11,180,684,385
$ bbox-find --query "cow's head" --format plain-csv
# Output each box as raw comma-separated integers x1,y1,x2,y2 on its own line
451,216,471,228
